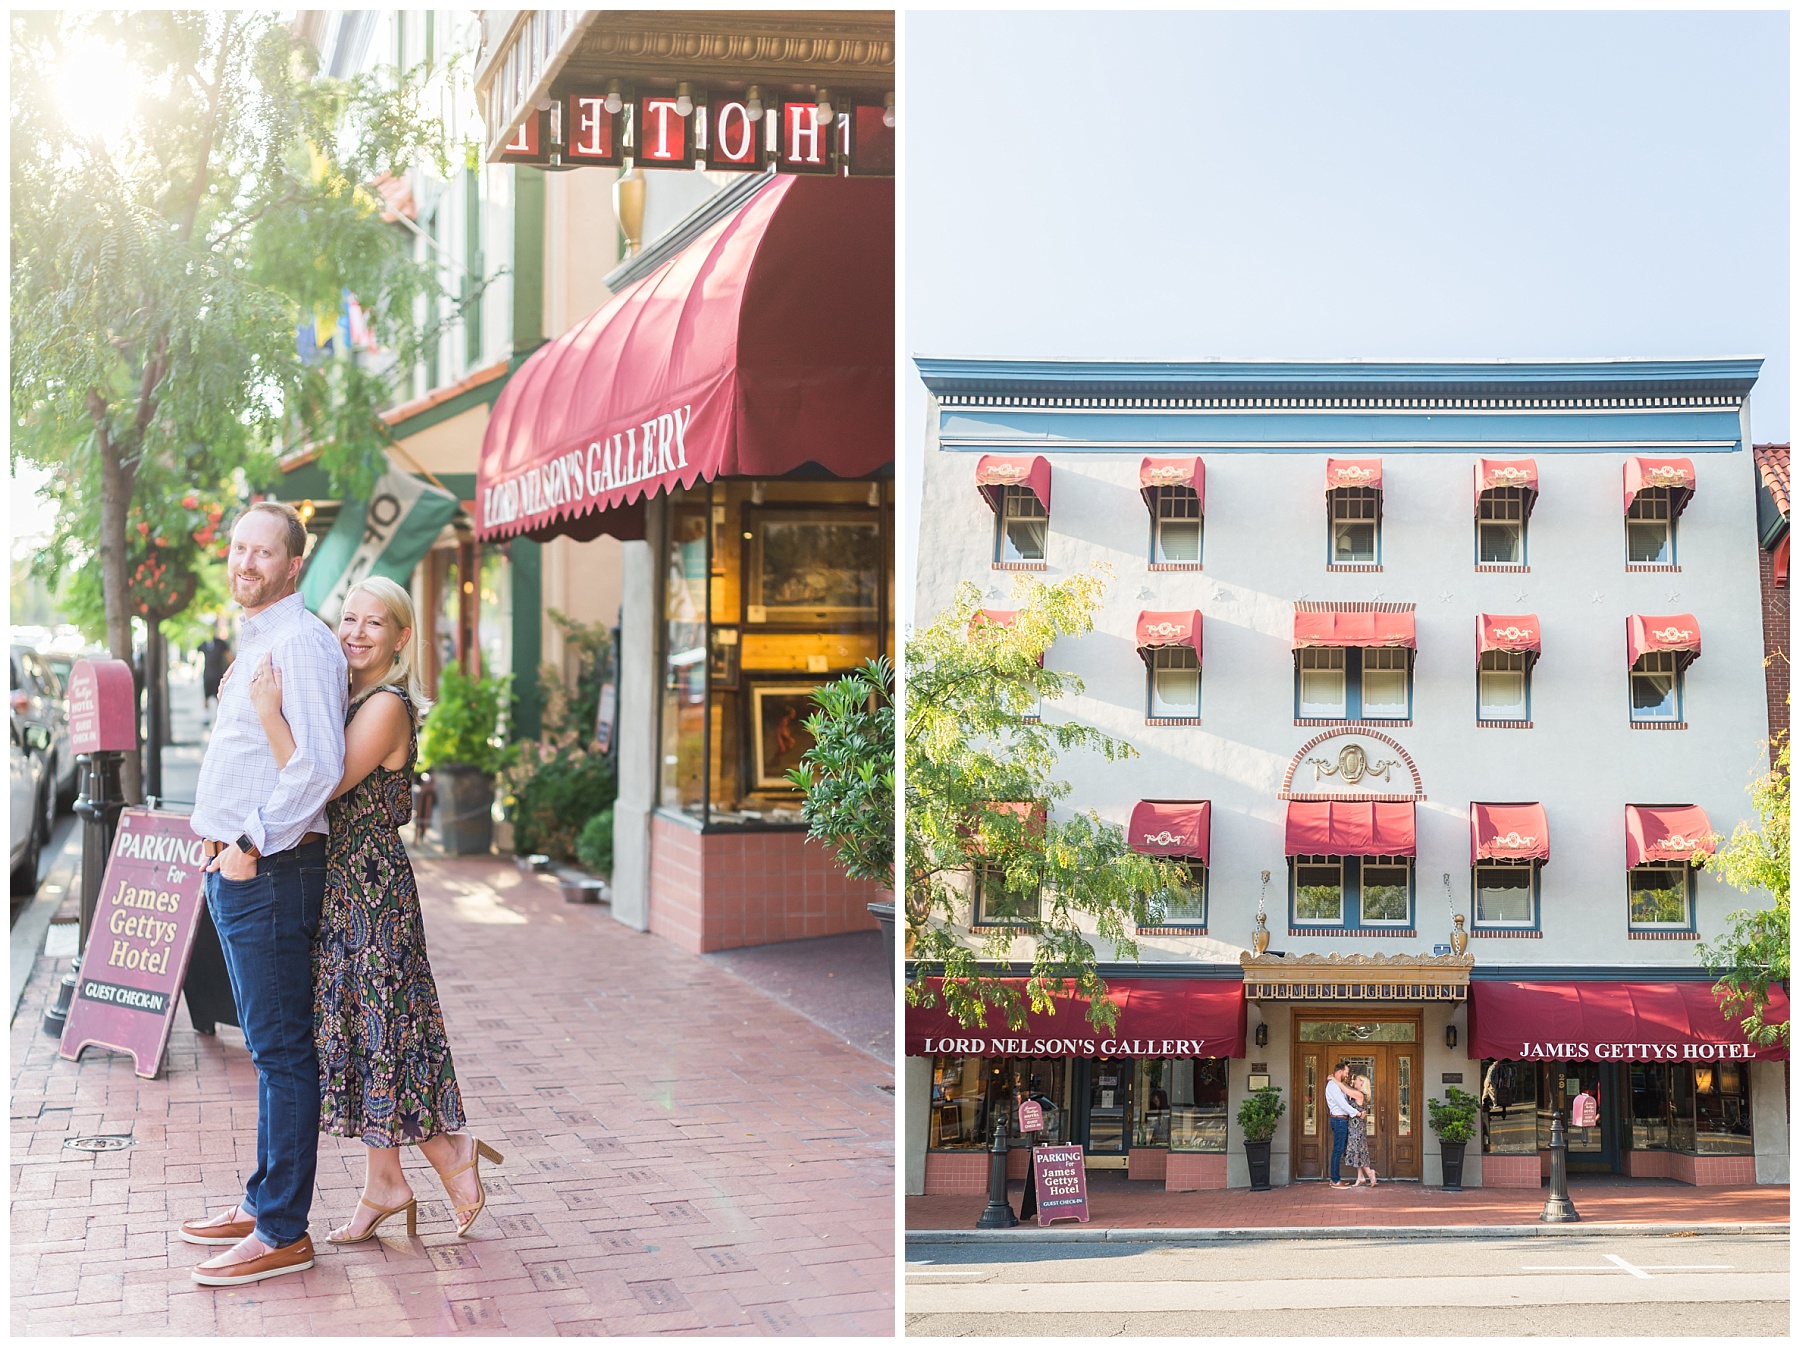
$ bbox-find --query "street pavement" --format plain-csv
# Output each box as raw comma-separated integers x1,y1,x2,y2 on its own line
11,663,895,1336
905,1232,1792,1336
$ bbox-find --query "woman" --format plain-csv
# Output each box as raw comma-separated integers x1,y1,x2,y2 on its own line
1344,1073,1377,1188
246,576,501,1242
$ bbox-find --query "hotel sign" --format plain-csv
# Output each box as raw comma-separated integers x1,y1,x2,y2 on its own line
1512,1040,1765,1061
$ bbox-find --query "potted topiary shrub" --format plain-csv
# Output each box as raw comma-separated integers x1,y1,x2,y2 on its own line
417,664,510,855
1236,1084,1286,1191
1427,1085,1480,1191
787,656,895,981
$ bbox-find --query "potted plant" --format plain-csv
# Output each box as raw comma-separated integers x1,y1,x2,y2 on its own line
417,664,510,855
1236,1084,1286,1191
1427,1085,1480,1191
787,657,896,981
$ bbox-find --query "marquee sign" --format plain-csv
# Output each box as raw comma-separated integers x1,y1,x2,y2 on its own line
497,87,895,176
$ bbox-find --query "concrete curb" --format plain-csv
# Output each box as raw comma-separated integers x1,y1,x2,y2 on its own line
907,1222,1791,1244
9,818,82,1023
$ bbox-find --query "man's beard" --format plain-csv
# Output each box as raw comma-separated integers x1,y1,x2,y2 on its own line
231,569,287,609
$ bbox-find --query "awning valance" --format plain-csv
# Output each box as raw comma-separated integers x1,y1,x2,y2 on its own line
975,454,1051,514
1286,801,1416,858
1627,613,1701,668
1478,613,1541,658
1326,457,1382,493
475,175,892,541
1139,456,1204,512
1471,802,1550,864
1135,610,1202,665
1469,981,1787,1062
1624,456,1697,517
905,977,1247,1058
1294,606,1416,650
1475,456,1540,507
1128,800,1211,862
1625,804,1717,867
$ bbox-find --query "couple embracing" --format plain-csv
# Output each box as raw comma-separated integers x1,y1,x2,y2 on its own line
179,502,502,1286
1325,1059,1378,1189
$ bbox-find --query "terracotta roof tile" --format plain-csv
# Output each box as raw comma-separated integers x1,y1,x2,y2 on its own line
1754,442,1788,516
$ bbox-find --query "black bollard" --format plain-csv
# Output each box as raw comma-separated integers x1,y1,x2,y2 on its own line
1539,1103,1581,1223
44,752,126,1037
975,1118,1019,1229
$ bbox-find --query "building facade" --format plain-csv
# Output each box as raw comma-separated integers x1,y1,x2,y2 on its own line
905,357,1788,1197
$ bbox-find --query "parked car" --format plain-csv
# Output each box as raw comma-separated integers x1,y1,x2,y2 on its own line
11,715,51,895
10,643,76,807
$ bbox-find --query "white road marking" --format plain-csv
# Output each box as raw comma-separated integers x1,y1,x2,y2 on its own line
1517,1256,1734,1279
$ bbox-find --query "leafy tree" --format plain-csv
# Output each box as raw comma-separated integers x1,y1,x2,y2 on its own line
904,568,1183,1034
501,611,617,863
1697,732,1791,1048
11,11,451,793
788,655,895,887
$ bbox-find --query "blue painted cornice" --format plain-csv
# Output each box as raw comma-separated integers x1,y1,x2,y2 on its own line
915,356,1763,401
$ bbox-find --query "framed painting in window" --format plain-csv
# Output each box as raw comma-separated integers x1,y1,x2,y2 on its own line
745,509,882,626
750,682,822,789
709,626,740,689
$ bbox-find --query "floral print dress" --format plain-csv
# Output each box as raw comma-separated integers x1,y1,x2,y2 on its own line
1344,1096,1371,1170
314,686,466,1146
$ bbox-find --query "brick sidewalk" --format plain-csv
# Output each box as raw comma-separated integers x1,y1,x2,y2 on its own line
12,854,894,1336
908,1169,1790,1232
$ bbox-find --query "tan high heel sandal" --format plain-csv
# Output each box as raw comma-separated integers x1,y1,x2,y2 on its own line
439,1139,504,1238
325,1195,417,1244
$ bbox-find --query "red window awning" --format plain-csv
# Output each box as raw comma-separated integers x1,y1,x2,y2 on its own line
1139,456,1205,512
1285,801,1416,858
1326,457,1382,493
968,608,1042,666
1470,802,1550,865
1475,457,1540,510
1625,804,1717,867
476,175,892,541
1293,606,1417,650
905,977,1247,1059
1128,800,1211,862
1627,613,1702,668
1478,613,1541,658
1135,610,1203,665
1623,456,1697,517
975,454,1051,514
1468,981,1787,1062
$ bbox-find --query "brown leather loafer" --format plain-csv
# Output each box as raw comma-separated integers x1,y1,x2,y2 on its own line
178,1206,256,1246
191,1233,314,1286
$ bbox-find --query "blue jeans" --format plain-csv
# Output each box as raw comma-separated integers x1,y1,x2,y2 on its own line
204,840,326,1248
1329,1115,1350,1183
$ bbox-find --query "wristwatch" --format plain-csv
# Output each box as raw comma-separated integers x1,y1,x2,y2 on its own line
234,834,260,860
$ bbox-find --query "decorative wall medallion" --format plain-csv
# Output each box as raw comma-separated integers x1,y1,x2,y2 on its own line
1306,743,1399,785
1280,727,1425,801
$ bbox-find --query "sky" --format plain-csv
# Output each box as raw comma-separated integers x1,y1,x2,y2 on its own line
903,9,1790,624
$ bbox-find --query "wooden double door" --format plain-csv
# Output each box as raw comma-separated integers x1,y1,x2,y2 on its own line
1291,1012,1423,1181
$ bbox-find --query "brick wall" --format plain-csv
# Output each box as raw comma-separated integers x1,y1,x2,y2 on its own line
924,1151,990,1195
647,814,884,953
1625,1149,1675,1180
1165,1152,1230,1191
1128,1148,1168,1182
1758,546,1789,747
1479,1154,1542,1189
1679,1153,1759,1187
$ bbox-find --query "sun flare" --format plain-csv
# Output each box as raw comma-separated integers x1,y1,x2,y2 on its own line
55,38,138,148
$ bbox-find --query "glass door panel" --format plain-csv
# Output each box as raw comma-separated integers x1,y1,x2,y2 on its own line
1086,1059,1131,1159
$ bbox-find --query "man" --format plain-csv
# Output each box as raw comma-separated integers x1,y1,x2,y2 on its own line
178,502,346,1287
1325,1060,1359,1189
200,626,231,713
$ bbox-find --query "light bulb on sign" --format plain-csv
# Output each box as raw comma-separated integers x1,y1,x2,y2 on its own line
603,79,623,116
745,85,763,120
814,87,832,123
674,83,693,118
883,92,896,129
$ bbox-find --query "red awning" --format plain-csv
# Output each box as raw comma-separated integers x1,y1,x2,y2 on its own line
1293,606,1416,649
1470,802,1550,864
1478,613,1541,657
1326,457,1382,493
1625,804,1717,867
905,977,1247,1058
1139,456,1205,512
475,175,892,541
1285,801,1417,858
1469,981,1787,1062
1627,613,1702,668
1623,456,1697,517
975,454,1051,514
1128,800,1211,862
969,608,1042,666
1475,456,1540,508
1135,611,1203,665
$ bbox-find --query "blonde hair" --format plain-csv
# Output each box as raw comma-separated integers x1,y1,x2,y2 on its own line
1354,1075,1372,1095
343,575,432,720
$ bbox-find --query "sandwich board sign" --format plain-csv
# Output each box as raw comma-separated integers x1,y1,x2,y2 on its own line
1028,1143,1091,1227
59,809,209,1079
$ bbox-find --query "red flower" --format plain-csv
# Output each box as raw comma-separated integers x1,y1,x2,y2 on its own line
182,494,198,510
136,521,150,536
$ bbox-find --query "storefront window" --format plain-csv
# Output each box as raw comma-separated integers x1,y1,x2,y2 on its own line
1129,1057,1228,1152
477,544,511,685
1298,1021,1418,1042
1668,1063,1697,1152
1303,1055,1318,1136
1692,1060,1753,1155
1630,1062,1671,1150
1478,1059,1538,1154
658,479,890,827
929,1055,1070,1149
1397,1055,1413,1137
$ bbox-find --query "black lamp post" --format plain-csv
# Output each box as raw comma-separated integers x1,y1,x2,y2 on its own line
975,1117,1019,1228
1539,1072,1581,1223
42,752,126,1038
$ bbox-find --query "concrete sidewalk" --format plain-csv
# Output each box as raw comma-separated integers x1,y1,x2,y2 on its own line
12,850,895,1336
908,1170,1789,1242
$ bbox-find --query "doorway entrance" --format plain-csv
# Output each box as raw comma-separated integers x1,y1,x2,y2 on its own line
1542,1061,1623,1174
1290,1011,1423,1180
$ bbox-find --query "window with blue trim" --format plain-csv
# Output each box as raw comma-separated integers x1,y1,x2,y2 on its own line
996,485,1047,563
1627,488,1676,564
1330,487,1380,563
1296,647,1412,720
1630,651,1682,722
1473,861,1538,927
1628,863,1692,929
1478,487,1529,564
1478,650,1530,720
975,864,1040,925
1150,486,1203,564
1291,855,1414,928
